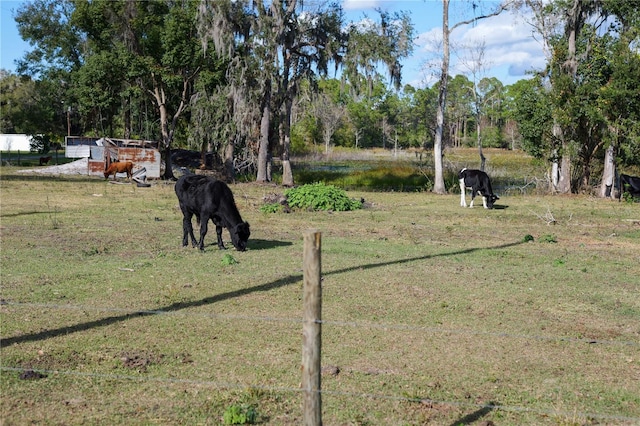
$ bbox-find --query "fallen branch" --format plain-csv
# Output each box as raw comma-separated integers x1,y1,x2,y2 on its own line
529,206,557,225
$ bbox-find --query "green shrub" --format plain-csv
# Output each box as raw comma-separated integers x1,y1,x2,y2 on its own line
284,182,362,211
223,404,257,425
221,253,238,265
259,203,283,214
539,234,557,243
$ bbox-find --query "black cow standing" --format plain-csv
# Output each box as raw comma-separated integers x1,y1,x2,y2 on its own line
459,168,499,209
175,175,250,251
619,174,640,201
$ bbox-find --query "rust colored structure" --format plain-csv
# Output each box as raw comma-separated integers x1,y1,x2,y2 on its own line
65,136,161,178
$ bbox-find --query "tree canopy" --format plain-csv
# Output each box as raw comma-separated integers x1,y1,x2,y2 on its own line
2,0,638,194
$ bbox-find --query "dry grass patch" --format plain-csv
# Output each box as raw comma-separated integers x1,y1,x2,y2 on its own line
1,170,639,425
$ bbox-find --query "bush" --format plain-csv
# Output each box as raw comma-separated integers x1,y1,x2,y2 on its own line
223,404,257,425
259,203,283,214
284,182,362,211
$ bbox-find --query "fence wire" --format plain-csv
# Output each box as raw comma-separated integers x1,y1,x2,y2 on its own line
2,301,639,347
2,300,639,423
1,365,638,424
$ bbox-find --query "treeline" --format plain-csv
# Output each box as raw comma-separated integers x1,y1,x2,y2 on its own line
0,0,639,194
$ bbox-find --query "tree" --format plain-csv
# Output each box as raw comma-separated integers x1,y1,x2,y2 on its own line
342,9,414,96
314,93,345,155
404,84,437,149
198,0,344,185
273,2,344,186
0,70,71,144
0,71,35,134
345,78,387,149
337,10,415,153
124,0,208,180
15,0,84,77
199,2,412,185
432,0,510,194
16,0,212,178
459,40,488,169
597,1,640,197
445,74,474,148
14,0,84,141
517,0,604,192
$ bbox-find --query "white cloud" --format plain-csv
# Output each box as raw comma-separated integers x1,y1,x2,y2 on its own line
342,0,382,11
414,11,547,85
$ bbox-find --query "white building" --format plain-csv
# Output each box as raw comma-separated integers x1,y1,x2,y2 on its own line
0,134,33,152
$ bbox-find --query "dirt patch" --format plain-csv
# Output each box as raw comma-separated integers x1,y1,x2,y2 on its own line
120,351,164,372
19,370,47,380
17,158,90,175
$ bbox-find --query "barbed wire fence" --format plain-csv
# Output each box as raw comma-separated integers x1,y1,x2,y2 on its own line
1,306,638,424
1,230,639,424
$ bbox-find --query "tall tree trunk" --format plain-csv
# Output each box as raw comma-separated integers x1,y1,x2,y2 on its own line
123,97,131,139
432,0,506,191
600,144,615,198
556,0,584,193
477,121,485,171
433,0,449,195
550,122,561,192
257,80,271,183
281,97,294,187
224,136,235,182
558,151,572,193
151,73,191,181
158,102,176,180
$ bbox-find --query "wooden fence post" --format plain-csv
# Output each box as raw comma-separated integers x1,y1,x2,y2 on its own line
302,230,322,426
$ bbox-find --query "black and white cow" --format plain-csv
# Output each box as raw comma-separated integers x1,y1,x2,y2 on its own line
619,174,640,201
459,168,499,209
175,175,250,251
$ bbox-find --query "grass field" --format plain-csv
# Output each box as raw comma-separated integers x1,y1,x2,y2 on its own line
1,153,639,425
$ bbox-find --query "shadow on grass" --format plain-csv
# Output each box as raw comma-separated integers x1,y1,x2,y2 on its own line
0,173,102,184
448,401,499,426
1,241,524,347
194,239,292,250
0,210,58,219
247,239,293,250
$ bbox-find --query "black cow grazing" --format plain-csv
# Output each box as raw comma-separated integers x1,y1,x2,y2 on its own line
459,168,499,209
175,175,250,251
619,174,640,200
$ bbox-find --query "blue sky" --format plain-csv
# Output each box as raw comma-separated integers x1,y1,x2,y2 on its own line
342,0,547,87
1,0,31,73
1,0,547,88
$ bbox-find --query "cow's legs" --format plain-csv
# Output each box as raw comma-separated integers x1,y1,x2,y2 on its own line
181,212,197,247
197,213,210,250
215,224,226,250
211,216,227,249
459,179,467,207
482,195,488,209
469,191,478,208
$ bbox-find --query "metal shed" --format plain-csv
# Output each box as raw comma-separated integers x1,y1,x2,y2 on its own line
65,136,161,178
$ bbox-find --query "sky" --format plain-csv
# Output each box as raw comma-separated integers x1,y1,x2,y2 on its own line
1,0,548,88
341,0,548,87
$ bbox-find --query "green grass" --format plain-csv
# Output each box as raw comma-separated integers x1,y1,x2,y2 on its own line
289,148,549,193
1,156,639,425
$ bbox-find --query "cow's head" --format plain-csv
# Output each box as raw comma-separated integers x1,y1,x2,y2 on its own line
230,221,251,251
487,194,500,209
